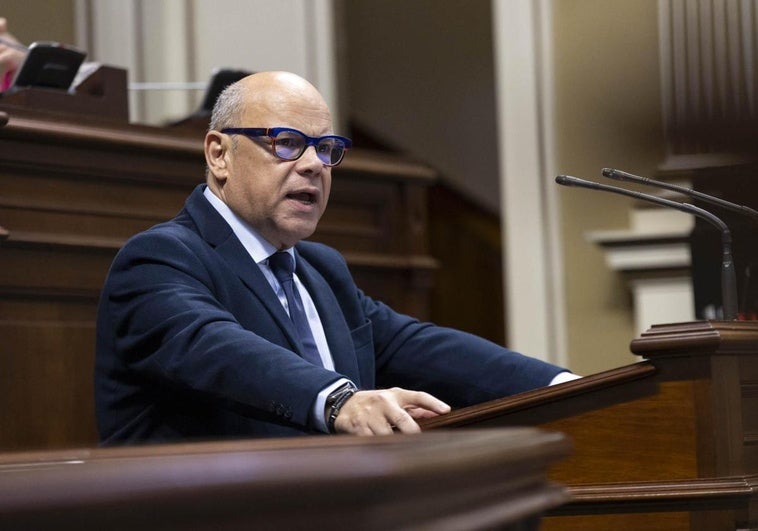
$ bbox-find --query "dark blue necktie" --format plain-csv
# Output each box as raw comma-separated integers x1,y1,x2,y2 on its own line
268,252,323,367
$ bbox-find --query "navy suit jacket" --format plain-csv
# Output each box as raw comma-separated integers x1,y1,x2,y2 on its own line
95,185,565,444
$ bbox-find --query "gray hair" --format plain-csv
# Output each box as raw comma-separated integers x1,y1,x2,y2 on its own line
205,81,247,178
209,81,247,133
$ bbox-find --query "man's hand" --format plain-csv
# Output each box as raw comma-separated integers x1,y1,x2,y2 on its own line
333,387,450,435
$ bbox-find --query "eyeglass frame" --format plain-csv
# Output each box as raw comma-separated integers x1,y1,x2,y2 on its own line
220,127,352,167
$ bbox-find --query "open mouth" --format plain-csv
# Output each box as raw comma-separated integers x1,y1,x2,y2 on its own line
287,192,316,205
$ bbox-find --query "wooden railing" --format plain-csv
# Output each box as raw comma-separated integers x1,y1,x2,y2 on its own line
0,428,570,530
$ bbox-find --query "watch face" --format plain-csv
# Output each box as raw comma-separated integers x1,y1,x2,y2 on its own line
329,383,355,400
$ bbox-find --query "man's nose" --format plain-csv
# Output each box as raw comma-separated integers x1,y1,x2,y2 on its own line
296,145,324,172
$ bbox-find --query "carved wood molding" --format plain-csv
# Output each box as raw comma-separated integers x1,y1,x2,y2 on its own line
0,285,101,303
343,251,438,271
631,320,758,358
4,114,202,156
2,231,438,274
0,109,436,182
553,474,758,515
2,231,124,252
0,197,169,224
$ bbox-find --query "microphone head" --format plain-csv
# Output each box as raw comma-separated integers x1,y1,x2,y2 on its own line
555,175,592,188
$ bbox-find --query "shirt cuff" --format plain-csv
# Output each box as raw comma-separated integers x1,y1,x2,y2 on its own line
549,371,582,385
313,378,352,433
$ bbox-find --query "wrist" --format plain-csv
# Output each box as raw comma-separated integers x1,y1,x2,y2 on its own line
325,382,357,434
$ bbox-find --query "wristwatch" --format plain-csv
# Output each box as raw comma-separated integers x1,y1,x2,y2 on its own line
325,382,357,434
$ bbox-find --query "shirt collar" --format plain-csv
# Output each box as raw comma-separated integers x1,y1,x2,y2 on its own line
202,186,295,265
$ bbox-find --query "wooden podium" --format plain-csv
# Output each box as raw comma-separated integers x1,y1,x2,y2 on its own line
0,428,570,530
421,320,758,530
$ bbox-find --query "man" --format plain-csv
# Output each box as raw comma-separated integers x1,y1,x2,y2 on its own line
95,71,574,445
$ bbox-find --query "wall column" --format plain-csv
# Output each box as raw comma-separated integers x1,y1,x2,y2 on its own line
492,0,566,364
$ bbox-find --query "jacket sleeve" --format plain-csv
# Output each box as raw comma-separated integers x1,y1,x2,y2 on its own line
364,293,567,407
96,227,342,431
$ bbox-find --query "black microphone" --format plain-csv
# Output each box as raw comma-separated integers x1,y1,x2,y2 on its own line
603,168,758,318
601,168,758,223
555,174,738,320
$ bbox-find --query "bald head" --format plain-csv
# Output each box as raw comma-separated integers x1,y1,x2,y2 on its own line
203,71,337,249
209,71,332,134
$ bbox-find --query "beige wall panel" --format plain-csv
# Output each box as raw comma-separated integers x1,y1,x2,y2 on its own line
553,0,665,375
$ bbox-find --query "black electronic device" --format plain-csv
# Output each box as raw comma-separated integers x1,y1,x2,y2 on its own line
8,41,86,92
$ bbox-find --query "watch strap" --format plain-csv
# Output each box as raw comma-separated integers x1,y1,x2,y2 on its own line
326,382,357,434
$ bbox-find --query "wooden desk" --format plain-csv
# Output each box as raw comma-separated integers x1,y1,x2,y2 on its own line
421,320,758,530
0,428,570,530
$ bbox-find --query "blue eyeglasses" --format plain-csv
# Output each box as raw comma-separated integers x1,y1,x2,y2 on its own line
221,127,352,167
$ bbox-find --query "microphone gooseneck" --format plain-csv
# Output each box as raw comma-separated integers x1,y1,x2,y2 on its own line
555,174,738,320
601,168,758,223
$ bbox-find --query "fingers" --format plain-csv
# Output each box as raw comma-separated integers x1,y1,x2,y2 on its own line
0,45,25,72
332,388,450,436
389,407,421,434
395,388,451,416
404,406,444,420
0,49,17,62
365,414,396,436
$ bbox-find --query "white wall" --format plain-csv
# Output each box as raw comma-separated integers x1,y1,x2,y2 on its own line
79,0,340,127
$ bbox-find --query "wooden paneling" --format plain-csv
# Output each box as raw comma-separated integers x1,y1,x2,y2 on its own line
429,182,505,344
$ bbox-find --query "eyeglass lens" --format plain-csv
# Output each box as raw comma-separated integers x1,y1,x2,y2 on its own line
273,131,346,166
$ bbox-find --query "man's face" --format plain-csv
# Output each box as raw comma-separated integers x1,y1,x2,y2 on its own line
218,82,333,250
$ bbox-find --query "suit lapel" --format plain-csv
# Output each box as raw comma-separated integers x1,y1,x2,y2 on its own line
184,186,303,354
295,251,361,383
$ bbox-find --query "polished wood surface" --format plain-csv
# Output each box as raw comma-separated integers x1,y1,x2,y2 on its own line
0,428,570,531
0,102,436,451
422,320,758,530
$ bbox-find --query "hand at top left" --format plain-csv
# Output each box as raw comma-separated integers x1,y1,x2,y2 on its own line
0,18,27,77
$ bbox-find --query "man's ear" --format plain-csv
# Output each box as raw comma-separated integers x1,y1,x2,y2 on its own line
204,131,230,182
